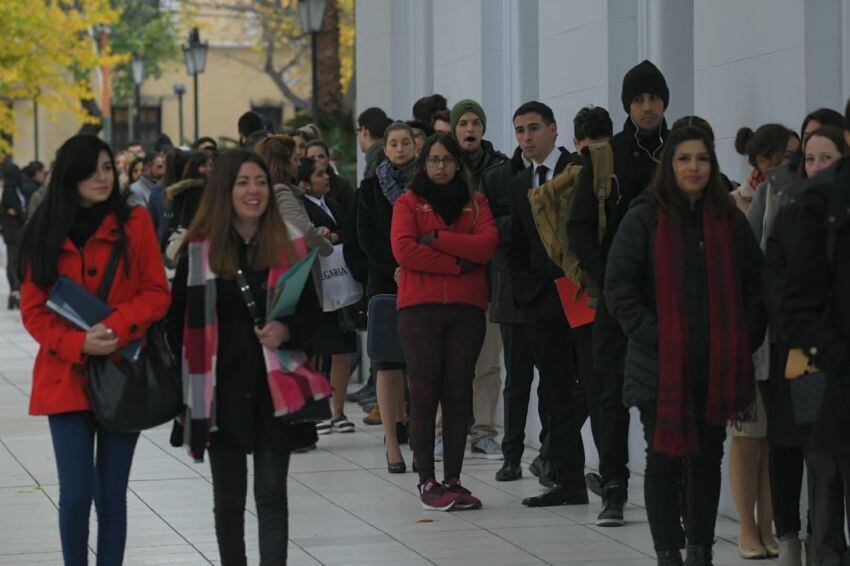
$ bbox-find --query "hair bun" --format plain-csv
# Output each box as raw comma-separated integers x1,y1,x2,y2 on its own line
734,127,754,155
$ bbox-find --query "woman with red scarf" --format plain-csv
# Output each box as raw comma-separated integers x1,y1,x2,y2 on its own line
604,126,765,566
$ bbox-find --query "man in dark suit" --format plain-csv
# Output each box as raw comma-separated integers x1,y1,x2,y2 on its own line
508,101,588,507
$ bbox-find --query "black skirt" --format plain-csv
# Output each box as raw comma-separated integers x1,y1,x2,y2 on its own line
313,311,357,355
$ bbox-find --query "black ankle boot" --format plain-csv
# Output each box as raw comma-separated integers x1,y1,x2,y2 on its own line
684,544,712,566
656,549,683,566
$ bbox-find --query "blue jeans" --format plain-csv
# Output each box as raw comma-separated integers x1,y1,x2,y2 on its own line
48,411,139,566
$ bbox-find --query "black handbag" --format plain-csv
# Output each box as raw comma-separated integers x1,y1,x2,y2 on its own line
789,371,827,426
85,242,183,433
338,296,368,333
234,267,331,424
366,294,405,364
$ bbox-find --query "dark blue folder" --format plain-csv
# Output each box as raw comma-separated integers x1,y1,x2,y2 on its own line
47,276,141,361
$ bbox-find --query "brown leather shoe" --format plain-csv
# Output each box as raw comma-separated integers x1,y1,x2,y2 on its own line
362,405,382,425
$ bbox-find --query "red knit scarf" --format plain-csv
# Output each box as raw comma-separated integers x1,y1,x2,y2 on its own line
653,201,754,456
748,169,767,191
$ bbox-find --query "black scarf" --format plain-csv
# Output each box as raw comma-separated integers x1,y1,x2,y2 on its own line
69,202,110,248
411,172,469,226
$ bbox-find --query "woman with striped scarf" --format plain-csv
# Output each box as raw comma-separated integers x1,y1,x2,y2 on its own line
167,150,330,565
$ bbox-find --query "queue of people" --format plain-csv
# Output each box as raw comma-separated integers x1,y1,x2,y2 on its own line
6,57,850,566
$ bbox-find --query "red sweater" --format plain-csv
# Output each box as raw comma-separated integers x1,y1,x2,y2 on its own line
21,208,171,415
390,192,498,310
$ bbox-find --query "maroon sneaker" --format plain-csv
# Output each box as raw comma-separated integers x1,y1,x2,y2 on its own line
443,478,482,510
419,478,457,511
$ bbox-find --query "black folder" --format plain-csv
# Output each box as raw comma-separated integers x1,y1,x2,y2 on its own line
46,276,141,360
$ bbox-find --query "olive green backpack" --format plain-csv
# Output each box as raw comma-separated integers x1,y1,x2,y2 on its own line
527,142,616,297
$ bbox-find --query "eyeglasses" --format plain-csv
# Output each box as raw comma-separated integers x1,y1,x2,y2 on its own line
426,156,456,168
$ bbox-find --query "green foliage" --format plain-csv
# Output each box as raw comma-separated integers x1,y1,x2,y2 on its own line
109,0,182,103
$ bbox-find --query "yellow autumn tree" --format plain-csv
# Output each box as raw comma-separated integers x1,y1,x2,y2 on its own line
0,0,125,156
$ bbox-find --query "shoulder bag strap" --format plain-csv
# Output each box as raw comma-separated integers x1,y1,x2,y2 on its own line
96,242,123,303
235,268,265,328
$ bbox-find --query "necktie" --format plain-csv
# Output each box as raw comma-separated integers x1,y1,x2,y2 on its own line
536,164,549,187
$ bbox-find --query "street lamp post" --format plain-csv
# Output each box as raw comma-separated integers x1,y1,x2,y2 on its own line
33,98,39,162
298,0,327,125
182,28,208,143
130,55,146,144
173,84,186,145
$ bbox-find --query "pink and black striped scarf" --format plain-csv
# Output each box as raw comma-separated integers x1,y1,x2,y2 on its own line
179,237,331,461
653,201,754,456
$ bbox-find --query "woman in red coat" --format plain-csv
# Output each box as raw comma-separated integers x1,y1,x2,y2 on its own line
391,132,498,511
17,135,170,566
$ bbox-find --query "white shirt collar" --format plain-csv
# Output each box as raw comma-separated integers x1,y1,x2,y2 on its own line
532,147,562,173
304,194,325,207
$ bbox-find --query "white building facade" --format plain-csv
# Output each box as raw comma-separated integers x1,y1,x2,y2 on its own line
355,0,850,517
357,0,850,183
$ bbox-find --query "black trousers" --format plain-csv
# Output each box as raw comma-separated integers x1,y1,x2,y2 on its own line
640,409,726,552
571,324,602,458
4,236,20,293
499,321,548,462
589,368,631,488
768,445,806,538
523,313,585,488
804,445,850,566
209,429,292,566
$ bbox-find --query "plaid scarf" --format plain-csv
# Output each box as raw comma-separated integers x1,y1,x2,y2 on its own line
377,158,415,205
179,237,331,461
653,201,754,456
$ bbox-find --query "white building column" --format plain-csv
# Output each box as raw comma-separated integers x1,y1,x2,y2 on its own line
805,0,844,113
638,0,695,120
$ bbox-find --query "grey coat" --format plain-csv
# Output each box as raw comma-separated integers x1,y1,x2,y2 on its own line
745,163,797,250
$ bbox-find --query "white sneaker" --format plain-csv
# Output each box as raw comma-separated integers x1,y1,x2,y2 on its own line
316,419,333,435
471,436,504,460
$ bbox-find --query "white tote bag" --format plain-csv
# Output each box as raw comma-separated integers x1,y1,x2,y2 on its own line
318,244,363,312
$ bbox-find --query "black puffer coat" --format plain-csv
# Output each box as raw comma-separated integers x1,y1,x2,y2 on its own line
781,159,850,453
604,198,765,410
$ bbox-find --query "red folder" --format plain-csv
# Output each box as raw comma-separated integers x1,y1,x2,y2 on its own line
555,277,595,328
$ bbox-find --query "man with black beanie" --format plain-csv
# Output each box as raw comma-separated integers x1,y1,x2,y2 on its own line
566,59,670,527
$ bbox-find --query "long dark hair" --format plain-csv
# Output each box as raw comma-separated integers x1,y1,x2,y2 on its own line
255,135,297,185
182,149,215,181
187,149,295,277
18,135,129,287
651,126,735,218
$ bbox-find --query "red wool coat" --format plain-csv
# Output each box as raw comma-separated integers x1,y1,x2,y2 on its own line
390,192,498,311
21,208,171,415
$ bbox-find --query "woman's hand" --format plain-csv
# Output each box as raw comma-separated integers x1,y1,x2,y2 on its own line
394,267,401,283
317,226,331,238
82,323,119,355
255,321,290,349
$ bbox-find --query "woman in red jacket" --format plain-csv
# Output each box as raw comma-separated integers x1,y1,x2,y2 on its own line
17,135,170,566
391,132,498,511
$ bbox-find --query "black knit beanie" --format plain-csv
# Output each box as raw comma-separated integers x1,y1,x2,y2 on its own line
621,60,669,113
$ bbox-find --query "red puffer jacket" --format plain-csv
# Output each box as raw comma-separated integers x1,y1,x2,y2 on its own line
391,192,498,310
21,207,171,415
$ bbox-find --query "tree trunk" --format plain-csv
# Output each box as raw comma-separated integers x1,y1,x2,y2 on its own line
316,0,342,114
77,98,104,136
